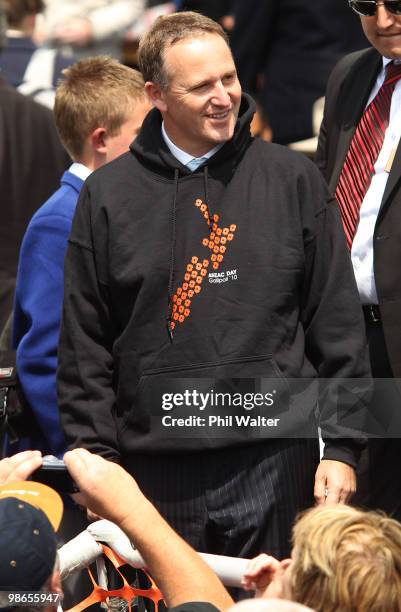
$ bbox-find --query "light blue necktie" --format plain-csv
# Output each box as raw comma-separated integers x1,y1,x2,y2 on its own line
186,157,208,172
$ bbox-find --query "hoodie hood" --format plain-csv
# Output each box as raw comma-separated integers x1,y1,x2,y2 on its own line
131,93,256,178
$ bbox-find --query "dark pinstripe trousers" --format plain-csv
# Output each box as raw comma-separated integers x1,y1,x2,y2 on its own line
124,439,319,560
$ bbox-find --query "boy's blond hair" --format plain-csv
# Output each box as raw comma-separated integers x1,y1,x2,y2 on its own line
54,56,146,159
290,505,401,612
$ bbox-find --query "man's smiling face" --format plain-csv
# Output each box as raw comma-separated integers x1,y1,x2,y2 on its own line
156,33,242,157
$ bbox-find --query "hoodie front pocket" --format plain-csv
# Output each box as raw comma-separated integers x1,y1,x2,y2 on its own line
119,354,290,438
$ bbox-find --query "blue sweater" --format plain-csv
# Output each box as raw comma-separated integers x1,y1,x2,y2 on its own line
13,171,84,456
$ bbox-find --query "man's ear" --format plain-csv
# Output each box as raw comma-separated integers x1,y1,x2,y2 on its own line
90,127,107,154
145,81,168,112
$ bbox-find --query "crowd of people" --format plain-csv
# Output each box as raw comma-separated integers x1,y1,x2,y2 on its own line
1,0,401,610
2,450,401,611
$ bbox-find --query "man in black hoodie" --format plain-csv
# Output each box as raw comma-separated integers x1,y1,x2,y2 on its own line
57,12,370,561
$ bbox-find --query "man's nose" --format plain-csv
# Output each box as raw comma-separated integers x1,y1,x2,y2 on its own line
211,82,231,106
376,3,395,28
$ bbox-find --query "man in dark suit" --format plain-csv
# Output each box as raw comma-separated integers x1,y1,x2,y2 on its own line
231,0,366,144
0,81,70,334
316,0,401,520
0,6,69,334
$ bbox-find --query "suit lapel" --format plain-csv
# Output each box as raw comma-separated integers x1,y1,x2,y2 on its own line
329,49,382,193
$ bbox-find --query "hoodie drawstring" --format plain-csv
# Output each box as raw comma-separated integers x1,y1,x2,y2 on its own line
166,164,213,341
203,166,214,232
166,168,179,342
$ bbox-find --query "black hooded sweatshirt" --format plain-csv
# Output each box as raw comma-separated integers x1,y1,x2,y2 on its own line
57,94,370,467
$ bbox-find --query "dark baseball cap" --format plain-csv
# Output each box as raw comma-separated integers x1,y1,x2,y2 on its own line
0,482,63,591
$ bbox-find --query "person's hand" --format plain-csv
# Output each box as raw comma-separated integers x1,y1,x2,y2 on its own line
64,448,144,526
0,450,42,484
242,554,281,597
242,554,292,599
52,18,93,47
314,459,356,505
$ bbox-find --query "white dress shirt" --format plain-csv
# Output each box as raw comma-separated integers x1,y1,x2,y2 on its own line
161,122,224,166
69,162,92,181
352,58,401,304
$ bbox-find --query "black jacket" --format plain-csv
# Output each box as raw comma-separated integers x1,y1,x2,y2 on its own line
231,0,367,144
0,77,69,332
57,94,369,466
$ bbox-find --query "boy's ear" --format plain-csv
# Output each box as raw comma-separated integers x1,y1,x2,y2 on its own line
90,127,107,154
145,81,168,113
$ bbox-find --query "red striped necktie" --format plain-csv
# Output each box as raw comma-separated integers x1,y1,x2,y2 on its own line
335,61,401,249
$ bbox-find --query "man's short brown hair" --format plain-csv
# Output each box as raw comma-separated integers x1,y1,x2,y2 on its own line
138,11,229,88
54,56,146,159
3,0,44,28
290,505,401,612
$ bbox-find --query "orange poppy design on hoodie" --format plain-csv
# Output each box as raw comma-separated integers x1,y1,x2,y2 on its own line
170,199,237,331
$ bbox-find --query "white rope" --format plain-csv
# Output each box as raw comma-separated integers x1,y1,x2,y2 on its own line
58,529,102,580
58,519,248,587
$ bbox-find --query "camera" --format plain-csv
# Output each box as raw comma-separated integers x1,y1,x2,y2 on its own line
32,456,79,494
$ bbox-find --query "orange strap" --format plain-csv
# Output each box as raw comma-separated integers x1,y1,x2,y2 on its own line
66,544,164,612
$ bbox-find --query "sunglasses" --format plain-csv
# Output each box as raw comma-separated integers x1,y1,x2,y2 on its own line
349,0,401,16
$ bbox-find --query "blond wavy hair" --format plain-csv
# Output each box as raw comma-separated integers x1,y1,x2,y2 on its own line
289,505,401,611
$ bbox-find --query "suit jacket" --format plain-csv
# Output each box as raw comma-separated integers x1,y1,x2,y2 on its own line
12,170,84,456
315,47,401,378
0,77,70,333
231,0,367,144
